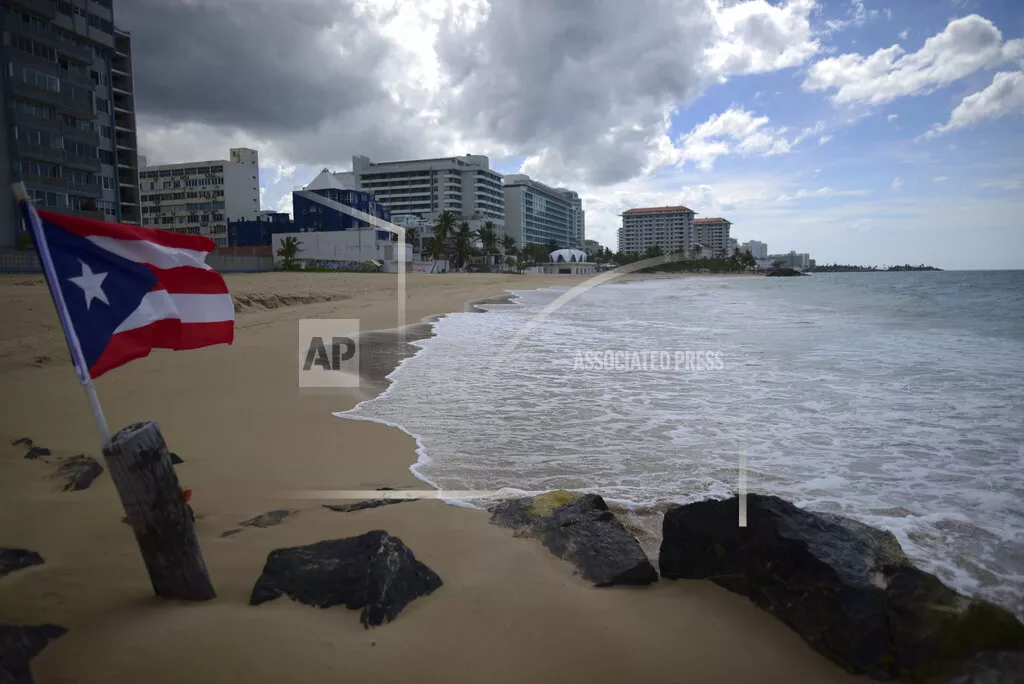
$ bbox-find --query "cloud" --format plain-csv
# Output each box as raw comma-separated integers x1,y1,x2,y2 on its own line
819,135,833,145
793,120,825,145
704,0,820,77
676,107,794,170
887,113,899,122
899,29,909,40
934,176,949,182
776,186,869,201
823,0,879,33
922,70,1024,138
981,176,1024,190
892,176,904,189
803,15,1024,106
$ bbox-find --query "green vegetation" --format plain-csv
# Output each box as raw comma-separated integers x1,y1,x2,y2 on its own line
276,236,302,270
806,263,942,272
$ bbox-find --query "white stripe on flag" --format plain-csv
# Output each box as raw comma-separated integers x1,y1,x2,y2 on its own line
87,235,212,271
114,291,234,334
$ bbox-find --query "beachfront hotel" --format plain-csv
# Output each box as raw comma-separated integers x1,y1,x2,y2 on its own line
693,217,733,257
503,173,585,250
741,240,768,259
336,154,505,227
618,205,696,255
138,148,261,246
0,0,142,247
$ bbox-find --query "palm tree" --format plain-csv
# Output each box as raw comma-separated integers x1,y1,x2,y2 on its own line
405,226,418,259
452,222,477,270
277,236,302,269
477,221,499,271
500,234,517,270
430,211,457,267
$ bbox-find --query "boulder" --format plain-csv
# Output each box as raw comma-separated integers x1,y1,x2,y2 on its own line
0,623,67,684
323,498,416,513
659,494,1024,680
490,491,657,587
54,455,103,492
169,452,183,465
239,509,294,528
250,531,442,628
0,550,44,580
22,448,49,461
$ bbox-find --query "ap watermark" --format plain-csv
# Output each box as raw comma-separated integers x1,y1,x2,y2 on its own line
299,319,360,389
572,350,725,372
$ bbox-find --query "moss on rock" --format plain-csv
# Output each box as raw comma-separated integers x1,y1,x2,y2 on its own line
527,490,583,518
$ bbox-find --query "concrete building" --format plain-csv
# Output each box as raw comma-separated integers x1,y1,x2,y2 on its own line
1,0,142,246
727,237,738,256
583,239,603,258
618,205,695,255
503,174,584,249
693,217,732,257
340,154,504,225
271,229,412,273
741,240,768,260
539,248,595,275
292,169,390,234
227,211,292,247
139,148,260,246
767,251,811,270
692,243,716,259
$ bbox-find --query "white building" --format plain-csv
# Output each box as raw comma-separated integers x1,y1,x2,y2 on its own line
693,217,733,257
338,154,504,226
539,248,595,275
618,205,695,255
727,237,738,256
692,243,716,259
504,174,584,249
741,240,768,260
140,148,260,246
272,229,412,273
767,252,811,270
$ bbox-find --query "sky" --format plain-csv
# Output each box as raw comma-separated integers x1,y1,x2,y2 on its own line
116,0,1024,270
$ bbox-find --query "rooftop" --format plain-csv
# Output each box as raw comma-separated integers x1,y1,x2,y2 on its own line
695,217,732,224
622,206,695,214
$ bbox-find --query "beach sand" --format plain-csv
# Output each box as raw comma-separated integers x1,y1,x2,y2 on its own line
0,272,859,684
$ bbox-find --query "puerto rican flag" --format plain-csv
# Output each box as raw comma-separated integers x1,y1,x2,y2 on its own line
23,205,234,379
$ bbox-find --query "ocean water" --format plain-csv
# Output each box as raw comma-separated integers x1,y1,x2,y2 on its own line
341,271,1024,617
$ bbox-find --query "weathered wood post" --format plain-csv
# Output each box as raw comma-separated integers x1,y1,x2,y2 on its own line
101,420,215,600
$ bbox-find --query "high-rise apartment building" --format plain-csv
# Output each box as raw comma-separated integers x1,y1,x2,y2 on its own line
741,240,768,259
341,154,504,224
503,174,584,249
139,148,260,246
0,0,141,246
693,217,732,257
618,205,695,255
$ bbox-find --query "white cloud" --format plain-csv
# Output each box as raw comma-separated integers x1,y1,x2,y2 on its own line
934,176,949,182
922,70,1024,138
676,107,794,170
776,186,869,201
819,135,833,145
981,176,1023,190
892,176,904,189
824,0,880,33
793,120,825,145
803,15,1024,106
885,8,892,20
887,113,899,122
899,28,909,40
704,0,819,78
275,193,293,217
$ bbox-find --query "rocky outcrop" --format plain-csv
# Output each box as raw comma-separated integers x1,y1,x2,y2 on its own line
659,494,1024,681
169,452,183,465
22,448,49,461
0,623,67,684
0,550,44,580
240,509,295,528
323,498,416,513
490,491,657,587
54,455,103,492
250,531,442,628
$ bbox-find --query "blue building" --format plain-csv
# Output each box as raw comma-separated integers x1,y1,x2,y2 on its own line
292,169,391,234
227,212,292,247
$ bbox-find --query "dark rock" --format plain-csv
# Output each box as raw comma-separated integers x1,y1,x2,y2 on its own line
169,452,183,465
250,530,442,628
10,439,32,448
0,550,44,580
323,498,416,513
239,510,294,528
54,455,103,492
490,491,658,587
659,494,1024,680
0,623,67,684
765,268,807,277
23,448,49,461
221,529,242,538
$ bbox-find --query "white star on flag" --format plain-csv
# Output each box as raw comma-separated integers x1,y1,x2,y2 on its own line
68,260,110,310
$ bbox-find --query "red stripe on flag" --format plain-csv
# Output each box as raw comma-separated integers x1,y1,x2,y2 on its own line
145,266,231,294
38,209,216,252
90,319,234,378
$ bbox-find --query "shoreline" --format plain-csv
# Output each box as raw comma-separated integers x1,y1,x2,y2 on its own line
0,272,863,684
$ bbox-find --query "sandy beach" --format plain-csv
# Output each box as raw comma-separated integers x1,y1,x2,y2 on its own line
0,272,859,684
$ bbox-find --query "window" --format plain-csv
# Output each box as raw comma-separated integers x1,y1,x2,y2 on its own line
29,189,67,209
19,160,60,178
99,149,114,165
15,100,54,121
95,97,109,114
15,67,60,93
66,169,98,185
57,1,72,16
65,139,97,158
15,126,62,150
99,125,112,139
11,36,58,63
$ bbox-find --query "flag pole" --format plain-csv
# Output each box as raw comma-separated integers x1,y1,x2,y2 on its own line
12,183,111,446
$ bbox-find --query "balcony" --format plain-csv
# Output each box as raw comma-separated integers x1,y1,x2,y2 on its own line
12,108,63,133
11,80,61,106
63,125,99,146
17,142,64,164
62,208,103,220
68,181,101,197
11,0,57,19
55,39,93,64
64,154,101,172
59,95,93,116
23,175,67,191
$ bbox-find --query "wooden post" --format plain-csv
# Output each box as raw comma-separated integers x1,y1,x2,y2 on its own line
101,420,215,600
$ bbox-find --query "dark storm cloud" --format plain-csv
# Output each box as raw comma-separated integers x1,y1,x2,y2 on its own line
114,0,392,133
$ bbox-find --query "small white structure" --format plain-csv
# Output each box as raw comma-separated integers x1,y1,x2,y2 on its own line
272,230,413,272
540,248,595,275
